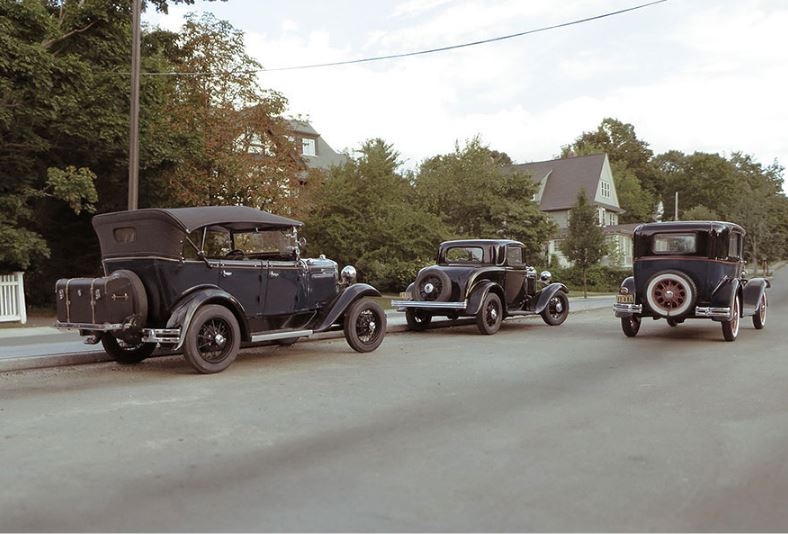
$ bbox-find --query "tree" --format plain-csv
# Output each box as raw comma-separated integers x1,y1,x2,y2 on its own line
560,190,607,298
414,137,556,256
562,118,660,223
157,13,301,212
303,139,447,291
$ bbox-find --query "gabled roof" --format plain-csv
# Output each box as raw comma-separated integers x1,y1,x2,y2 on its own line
285,119,348,171
509,153,621,213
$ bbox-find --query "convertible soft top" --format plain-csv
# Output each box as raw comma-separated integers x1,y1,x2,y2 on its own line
92,206,303,259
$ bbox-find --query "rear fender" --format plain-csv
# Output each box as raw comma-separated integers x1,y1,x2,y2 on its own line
534,283,569,314
741,277,770,317
620,276,636,296
166,287,248,349
313,283,381,332
466,281,502,315
709,277,741,314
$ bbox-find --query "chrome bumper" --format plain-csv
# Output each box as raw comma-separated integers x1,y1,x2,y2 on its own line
694,306,731,318
613,303,642,316
56,322,182,346
391,299,467,311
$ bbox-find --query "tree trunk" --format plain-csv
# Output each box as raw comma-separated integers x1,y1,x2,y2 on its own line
582,268,588,299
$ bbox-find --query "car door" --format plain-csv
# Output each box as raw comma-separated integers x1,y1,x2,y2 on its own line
264,258,308,316
218,257,265,317
503,245,527,309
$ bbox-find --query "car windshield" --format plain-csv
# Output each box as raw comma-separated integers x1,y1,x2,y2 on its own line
445,246,484,264
653,233,697,254
184,227,298,260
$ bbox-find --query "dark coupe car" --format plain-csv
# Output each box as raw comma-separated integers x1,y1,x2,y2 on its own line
613,221,769,341
55,206,386,373
391,239,569,335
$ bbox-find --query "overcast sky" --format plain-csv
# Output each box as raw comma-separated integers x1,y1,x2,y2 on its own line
144,0,787,182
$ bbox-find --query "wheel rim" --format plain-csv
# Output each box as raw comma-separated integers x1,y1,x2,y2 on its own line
485,300,500,327
758,294,767,325
730,298,740,337
549,296,564,319
197,317,234,363
650,278,688,312
355,308,380,343
414,310,428,324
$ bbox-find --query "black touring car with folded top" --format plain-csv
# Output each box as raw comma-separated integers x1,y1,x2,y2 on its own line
613,220,769,341
55,206,386,373
391,239,569,335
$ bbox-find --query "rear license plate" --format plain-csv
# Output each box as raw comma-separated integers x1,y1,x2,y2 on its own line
616,294,635,304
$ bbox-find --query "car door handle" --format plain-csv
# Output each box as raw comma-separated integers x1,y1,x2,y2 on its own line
269,271,279,278
222,270,232,277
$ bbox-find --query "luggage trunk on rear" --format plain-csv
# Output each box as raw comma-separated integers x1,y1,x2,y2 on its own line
55,274,138,326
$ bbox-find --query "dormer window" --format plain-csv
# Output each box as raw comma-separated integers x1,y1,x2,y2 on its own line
302,138,316,157
601,181,611,198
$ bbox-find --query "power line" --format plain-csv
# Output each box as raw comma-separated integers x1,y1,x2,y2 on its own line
141,0,667,77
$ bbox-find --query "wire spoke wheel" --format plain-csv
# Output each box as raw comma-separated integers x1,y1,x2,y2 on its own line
183,305,240,374
344,299,386,353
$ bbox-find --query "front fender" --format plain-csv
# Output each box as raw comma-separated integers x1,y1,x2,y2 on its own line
166,287,248,349
313,283,381,332
534,283,569,314
466,281,500,315
741,277,770,317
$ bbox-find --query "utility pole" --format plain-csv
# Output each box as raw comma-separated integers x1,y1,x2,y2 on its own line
674,191,678,221
128,0,141,210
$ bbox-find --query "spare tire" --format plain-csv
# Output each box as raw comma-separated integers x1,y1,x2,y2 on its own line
108,269,149,327
645,270,696,317
413,268,452,301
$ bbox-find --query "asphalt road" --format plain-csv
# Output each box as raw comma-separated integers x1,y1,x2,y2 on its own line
1,272,786,532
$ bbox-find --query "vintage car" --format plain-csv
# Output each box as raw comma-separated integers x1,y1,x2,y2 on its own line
613,221,769,341
391,239,569,335
55,206,386,373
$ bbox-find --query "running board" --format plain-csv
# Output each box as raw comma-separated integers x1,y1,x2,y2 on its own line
250,329,313,343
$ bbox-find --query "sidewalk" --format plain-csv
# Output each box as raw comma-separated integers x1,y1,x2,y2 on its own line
0,295,614,372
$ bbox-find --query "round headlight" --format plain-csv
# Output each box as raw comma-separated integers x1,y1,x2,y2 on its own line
341,265,357,284
539,270,552,283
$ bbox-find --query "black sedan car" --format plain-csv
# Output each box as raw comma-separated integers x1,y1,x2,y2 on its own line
55,206,386,373
391,239,569,335
613,220,769,341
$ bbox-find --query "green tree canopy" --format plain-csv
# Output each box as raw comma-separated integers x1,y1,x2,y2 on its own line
302,139,447,291
414,137,556,257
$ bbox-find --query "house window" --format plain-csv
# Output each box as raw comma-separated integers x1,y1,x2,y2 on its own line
601,181,611,198
302,138,316,157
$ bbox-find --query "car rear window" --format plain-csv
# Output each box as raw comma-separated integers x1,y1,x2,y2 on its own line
445,246,484,264
653,233,697,254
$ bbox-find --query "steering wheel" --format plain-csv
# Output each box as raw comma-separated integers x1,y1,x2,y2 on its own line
225,249,246,259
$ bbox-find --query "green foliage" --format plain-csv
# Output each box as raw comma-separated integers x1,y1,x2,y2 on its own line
414,137,556,254
681,205,720,221
303,139,447,292
544,264,630,293
560,190,608,297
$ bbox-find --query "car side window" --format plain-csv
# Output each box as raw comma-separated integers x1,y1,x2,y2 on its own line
728,233,742,259
506,246,524,267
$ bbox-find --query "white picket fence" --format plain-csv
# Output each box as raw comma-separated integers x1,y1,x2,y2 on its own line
0,272,27,324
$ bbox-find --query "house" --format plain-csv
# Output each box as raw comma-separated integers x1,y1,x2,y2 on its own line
286,119,348,173
508,153,633,268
